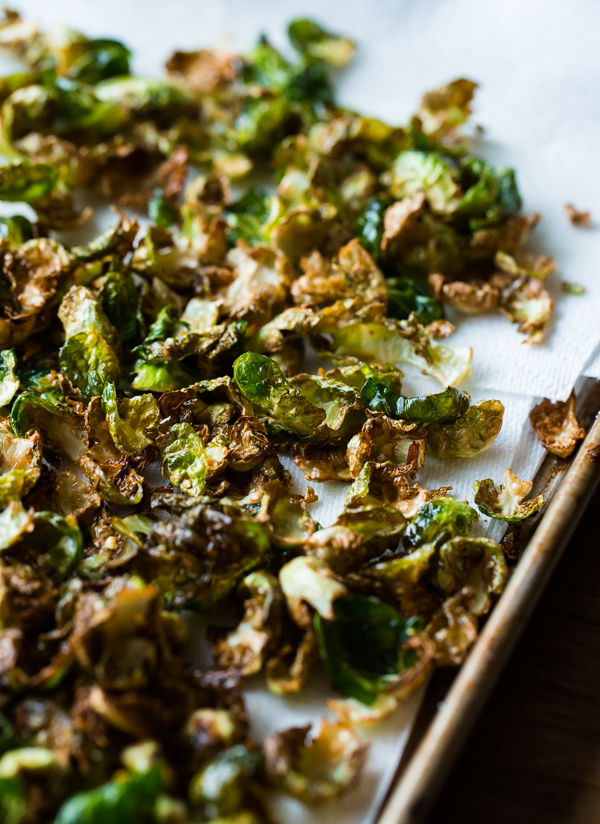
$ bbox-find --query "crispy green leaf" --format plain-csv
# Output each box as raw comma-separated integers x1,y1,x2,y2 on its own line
387,151,461,214
29,511,83,576
102,383,160,456
280,556,348,626
54,765,162,824
148,188,179,228
0,775,25,824
263,719,367,803
0,500,33,551
233,352,325,436
328,318,472,386
99,270,141,344
386,277,444,325
189,746,260,818
214,571,283,676
474,468,544,522
413,78,477,145
161,422,209,497
403,496,477,549
0,215,34,245
0,350,19,407
425,399,504,458
436,535,507,615
59,328,120,401
10,391,84,460
0,160,58,201
64,37,131,85
361,382,469,425
288,19,356,67
314,594,422,705
355,196,388,259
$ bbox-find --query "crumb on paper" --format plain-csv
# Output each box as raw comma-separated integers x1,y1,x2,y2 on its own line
565,203,591,226
561,281,585,296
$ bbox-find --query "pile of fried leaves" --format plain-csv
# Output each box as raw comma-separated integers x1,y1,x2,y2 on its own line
0,10,552,823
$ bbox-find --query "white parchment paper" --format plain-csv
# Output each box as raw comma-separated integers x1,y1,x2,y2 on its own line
3,1,600,821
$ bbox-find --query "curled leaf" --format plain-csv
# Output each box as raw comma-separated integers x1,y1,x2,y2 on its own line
0,350,19,407
436,535,507,615
425,399,504,458
315,594,434,720
263,719,367,803
361,381,469,425
529,391,585,458
280,556,348,627
474,468,544,522
161,422,209,497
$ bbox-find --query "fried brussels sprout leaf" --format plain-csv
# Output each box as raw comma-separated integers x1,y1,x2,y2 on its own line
436,536,507,615
0,350,19,407
328,318,472,387
58,286,120,401
315,595,431,712
337,462,408,551
362,381,469,425
0,499,33,550
189,746,260,818
529,391,585,458
263,719,367,803
386,277,444,326
233,352,325,436
413,78,477,145
474,468,544,522
0,160,59,202
102,383,159,456
346,413,426,477
161,422,209,497
29,511,83,576
0,426,42,506
214,571,283,676
99,269,142,344
288,19,356,67
426,592,479,665
280,556,348,626
386,151,461,214
403,496,477,548
54,762,162,824
290,371,363,436
364,542,436,586
495,272,554,344
59,328,120,402
426,399,504,458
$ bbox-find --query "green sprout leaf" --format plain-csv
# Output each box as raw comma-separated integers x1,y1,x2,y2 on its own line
361,381,469,425
474,468,544,522
314,594,422,705
161,422,209,497
288,19,356,67
0,160,58,202
425,399,504,458
403,496,477,549
54,764,162,824
102,383,160,456
233,352,326,437
0,350,19,407
436,535,507,615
